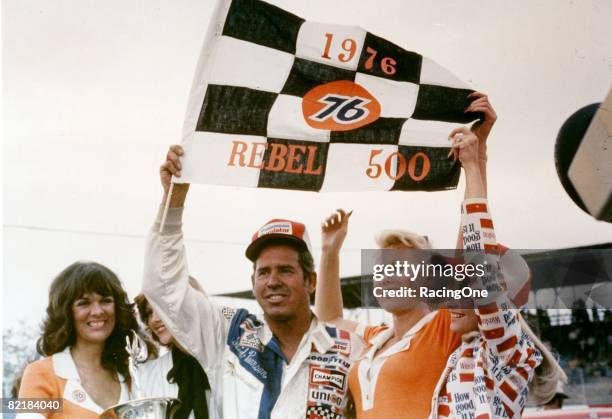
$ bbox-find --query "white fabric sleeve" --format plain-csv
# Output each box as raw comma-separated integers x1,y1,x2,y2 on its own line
142,205,237,370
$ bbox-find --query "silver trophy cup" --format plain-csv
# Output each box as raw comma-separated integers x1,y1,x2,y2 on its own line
100,397,180,419
101,331,180,419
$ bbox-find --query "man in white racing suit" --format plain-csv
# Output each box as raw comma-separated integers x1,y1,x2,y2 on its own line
142,145,362,419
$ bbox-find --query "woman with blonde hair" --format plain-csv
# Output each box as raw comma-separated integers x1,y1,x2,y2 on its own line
426,127,559,418
318,210,461,418
316,93,565,417
315,92,496,418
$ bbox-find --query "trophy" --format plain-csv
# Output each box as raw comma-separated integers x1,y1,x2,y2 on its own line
101,331,180,419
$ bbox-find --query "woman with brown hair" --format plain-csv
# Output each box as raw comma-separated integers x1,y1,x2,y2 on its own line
18,261,153,418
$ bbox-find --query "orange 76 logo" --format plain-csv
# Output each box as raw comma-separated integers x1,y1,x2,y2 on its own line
309,94,372,125
302,80,381,131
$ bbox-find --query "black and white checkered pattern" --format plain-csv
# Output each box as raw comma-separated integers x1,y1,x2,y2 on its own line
180,0,481,192
306,405,341,419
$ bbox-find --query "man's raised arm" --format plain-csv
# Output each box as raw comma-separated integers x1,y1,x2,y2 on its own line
142,145,235,370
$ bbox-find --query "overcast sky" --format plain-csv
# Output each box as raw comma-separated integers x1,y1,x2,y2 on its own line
3,0,612,331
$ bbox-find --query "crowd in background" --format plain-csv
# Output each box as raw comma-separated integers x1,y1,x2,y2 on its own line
522,305,612,385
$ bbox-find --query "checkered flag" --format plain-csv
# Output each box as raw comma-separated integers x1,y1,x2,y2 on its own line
306,405,341,419
179,0,481,192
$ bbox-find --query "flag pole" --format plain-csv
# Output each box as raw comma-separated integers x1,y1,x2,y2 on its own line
159,182,174,233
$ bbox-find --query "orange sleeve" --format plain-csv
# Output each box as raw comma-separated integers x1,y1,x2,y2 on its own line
362,325,388,344
18,358,59,400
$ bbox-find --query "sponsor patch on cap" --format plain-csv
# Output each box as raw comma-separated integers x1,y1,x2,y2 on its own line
258,221,293,238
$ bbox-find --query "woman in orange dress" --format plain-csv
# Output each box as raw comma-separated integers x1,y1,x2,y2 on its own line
18,261,153,418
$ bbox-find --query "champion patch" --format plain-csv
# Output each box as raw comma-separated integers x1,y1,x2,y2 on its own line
310,367,346,390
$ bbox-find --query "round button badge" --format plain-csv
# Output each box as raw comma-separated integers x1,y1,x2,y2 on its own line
72,389,86,403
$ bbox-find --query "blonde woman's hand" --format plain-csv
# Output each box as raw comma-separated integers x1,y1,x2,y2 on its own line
449,127,480,170
321,209,353,254
466,91,497,159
